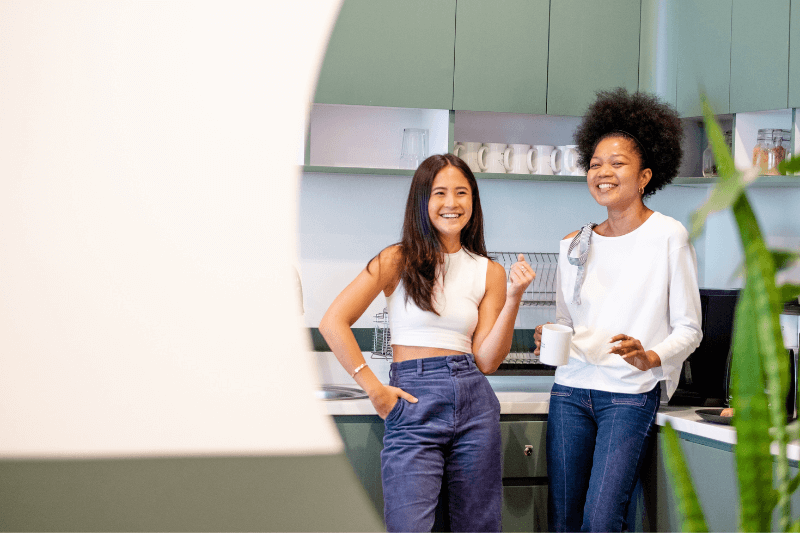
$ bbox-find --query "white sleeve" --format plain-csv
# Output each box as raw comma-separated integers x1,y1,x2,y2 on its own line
649,243,703,380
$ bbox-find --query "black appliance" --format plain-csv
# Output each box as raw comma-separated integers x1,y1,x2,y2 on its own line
669,289,798,420
669,289,739,407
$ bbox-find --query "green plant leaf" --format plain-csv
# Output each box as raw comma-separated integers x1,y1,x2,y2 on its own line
780,284,800,304
731,277,776,532
732,194,791,531
772,250,800,272
777,155,800,175
660,423,709,532
789,472,800,494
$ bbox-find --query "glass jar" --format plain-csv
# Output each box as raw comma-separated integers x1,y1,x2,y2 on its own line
702,130,733,177
753,128,776,173
766,129,786,175
781,128,792,162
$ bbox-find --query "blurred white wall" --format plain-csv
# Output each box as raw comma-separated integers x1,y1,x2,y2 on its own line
0,0,343,458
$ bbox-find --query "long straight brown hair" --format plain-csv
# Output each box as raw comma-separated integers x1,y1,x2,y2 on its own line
397,153,489,314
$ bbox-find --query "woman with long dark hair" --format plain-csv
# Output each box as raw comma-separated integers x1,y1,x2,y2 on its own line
320,153,533,532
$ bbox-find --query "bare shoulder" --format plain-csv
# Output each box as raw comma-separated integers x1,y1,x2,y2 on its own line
369,245,403,291
563,230,580,240
487,258,507,279
486,259,508,288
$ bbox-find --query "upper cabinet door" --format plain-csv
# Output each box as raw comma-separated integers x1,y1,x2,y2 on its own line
730,0,789,113
675,1,732,117
639,0,679,109
313,0,456,109
547,0,641,117
452,0,550,114
789,0,800,107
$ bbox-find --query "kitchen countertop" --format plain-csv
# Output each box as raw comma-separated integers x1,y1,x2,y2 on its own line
324,380,800,461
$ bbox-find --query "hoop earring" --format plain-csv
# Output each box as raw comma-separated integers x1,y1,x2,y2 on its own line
638,186,645,195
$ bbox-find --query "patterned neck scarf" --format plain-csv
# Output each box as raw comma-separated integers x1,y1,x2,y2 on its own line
567,223,598,304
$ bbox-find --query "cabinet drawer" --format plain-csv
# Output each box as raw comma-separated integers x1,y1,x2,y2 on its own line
502,485,548,532
500,421,547,478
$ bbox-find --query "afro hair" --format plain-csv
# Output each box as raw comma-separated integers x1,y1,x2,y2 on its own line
573,87,683,198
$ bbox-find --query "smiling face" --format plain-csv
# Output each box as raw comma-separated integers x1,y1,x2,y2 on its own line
587,136,652,210
427,165,473,251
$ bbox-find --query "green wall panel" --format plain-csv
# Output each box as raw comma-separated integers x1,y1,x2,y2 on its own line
547,0,641,117
676,0,732,117
790,0,800,107
730,0,790,112
314,0,456,109
453,0,549,114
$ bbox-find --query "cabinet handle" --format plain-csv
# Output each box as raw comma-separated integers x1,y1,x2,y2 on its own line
524,445,533,457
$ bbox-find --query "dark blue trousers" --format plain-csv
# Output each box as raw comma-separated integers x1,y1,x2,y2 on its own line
381,354,502,532
546,383,660,532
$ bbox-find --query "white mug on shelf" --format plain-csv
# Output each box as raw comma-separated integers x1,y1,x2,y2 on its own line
478,142,508,173
551,144,581,176
453,141,483,173
503,144,535,174
530,145,555,175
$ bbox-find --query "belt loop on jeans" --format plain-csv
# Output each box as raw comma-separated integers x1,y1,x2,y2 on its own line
417,358,424,376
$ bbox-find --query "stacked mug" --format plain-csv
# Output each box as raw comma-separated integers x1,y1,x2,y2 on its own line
453,142,584,176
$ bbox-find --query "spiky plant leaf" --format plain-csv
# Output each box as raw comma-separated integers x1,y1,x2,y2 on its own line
661,423,709,532
780,284,800,304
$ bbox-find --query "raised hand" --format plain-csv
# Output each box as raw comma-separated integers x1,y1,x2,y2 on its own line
508,253,535,299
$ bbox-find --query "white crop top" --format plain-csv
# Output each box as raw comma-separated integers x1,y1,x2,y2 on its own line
385,248,489,353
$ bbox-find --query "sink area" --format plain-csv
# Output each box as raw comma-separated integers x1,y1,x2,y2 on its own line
315,385,369,401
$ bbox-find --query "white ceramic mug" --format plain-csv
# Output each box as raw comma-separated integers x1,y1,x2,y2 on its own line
503,144,535,174
530,145,555,175
550,144,581,176
453,141,483,173
477,142,507,173
539,323,573,366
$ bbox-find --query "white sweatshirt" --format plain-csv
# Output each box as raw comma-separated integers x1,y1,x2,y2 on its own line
554,211,703,398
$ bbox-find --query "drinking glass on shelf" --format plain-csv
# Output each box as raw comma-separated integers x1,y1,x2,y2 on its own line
399,128,429,169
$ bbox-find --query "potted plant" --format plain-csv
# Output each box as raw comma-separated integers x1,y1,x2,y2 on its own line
662,97,800,532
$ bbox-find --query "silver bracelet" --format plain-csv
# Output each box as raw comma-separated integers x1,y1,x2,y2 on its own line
351,363,368,378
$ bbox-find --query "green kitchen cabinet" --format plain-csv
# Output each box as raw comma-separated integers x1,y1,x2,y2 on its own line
452,0,550,114
675,0,732,117
313,0,456,109
546,0,641,117
639,429,800,532
790,0,800,107
730,0,790,113
639,0,679,108
334,415,549,532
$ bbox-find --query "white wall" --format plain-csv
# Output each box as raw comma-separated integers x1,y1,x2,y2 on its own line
299,173,712,330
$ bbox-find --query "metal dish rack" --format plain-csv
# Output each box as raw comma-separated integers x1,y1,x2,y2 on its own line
372,308,393,360
490,252,559,306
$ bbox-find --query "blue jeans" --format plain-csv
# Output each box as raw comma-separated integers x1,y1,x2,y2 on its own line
546,383,660,532
381,354,502,532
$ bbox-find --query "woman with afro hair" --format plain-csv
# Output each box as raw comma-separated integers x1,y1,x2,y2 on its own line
534,88,703,532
